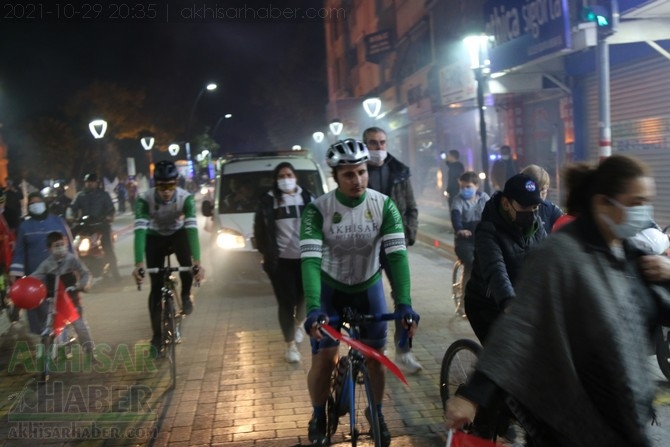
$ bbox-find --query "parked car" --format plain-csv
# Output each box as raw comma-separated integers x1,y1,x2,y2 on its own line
201,150,330,287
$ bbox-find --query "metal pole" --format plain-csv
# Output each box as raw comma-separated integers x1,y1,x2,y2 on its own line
597,37,611,160
476,67,490,193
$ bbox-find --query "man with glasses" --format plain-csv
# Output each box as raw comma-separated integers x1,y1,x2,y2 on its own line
132,160,205,354
464,173,547,346
69,173,121,281
362,126,422,374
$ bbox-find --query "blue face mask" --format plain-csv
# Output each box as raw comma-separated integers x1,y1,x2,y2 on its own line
460,187,475,200
602,198,654,239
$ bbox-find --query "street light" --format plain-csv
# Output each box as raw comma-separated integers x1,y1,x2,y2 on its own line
186,82,218,180
463,35,492,193
212,113,233,139
168,143,180,156
141,136,155,179
329,119,343,137
312,131,325,143
362,97,382,118
89,119,107,139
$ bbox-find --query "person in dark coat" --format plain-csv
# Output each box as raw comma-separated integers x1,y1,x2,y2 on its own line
446,155,670,447
3,179,23,233
490,145,518,191
445,150,465,209
464,173,547,345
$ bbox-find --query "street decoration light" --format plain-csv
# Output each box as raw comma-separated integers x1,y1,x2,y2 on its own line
292,145,302,151
89,119,107,139
363,97,382,118
141,136,154,151
329,119,343,137
168,143,180,156
463,34,492,193
312,131,325,143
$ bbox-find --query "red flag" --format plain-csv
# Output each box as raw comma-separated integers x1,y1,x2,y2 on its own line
53,282,80,336
449,430,497,447
320,323,408,385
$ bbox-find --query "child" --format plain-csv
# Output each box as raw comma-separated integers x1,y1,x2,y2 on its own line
31,231,96,355
450,171,490,294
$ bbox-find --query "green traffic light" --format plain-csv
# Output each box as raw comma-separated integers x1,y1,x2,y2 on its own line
582,6,610,27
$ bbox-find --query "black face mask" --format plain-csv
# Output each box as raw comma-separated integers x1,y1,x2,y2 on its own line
515,210,535,231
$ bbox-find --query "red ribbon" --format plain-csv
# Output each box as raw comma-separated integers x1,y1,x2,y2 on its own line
320,323,408,385
449,431,497,447
53,282,80,336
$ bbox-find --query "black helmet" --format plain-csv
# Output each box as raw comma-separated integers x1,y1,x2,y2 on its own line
83,173,98,182
154,160,179,181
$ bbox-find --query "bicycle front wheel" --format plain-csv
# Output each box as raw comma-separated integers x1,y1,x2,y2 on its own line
451,260,465,317
162,294,177,389
39,334,56,383
350,363,381,447
440,338,481,410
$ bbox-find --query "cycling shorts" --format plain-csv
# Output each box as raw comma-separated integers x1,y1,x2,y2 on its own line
311,278,388,352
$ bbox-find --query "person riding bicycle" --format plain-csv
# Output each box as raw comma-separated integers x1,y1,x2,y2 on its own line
300,138,420,446
450,171,490,297
464,173,547,346
132,160,205,354
69,173,121,281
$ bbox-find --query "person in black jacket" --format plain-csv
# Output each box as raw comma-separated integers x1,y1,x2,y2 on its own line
445,150,465,209
254,162,314,363
464,173,547,345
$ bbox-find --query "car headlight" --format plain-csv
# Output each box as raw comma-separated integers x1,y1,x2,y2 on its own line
216,229,246,249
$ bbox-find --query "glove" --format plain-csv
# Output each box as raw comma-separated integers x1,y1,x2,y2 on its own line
304,309,328,334
396,304,420,327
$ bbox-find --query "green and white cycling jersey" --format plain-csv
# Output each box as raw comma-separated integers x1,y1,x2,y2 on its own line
300,188,411,313
133,187,200,264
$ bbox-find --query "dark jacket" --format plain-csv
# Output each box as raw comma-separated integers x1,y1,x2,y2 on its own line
70,188,115,222
253,188,313,274
461,213,670,447
445,160,465,198
537,199,564,234
367,154,419,245
465,192,547,310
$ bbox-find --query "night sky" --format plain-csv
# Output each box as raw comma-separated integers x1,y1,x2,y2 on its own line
0,0,328,155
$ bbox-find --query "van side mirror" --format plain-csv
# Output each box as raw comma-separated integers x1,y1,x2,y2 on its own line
201,200,213,217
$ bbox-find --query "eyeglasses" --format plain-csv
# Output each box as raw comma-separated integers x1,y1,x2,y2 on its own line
156,183,177,192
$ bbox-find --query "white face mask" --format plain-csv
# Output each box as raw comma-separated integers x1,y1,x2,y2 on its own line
368,150,388,166
52,245,68,259
29,202,47,215
277,178,297,193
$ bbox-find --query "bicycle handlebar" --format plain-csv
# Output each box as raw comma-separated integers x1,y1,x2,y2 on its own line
318,309,414,349
136,265,200,291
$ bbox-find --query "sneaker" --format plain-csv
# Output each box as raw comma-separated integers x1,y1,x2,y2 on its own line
365,407,391,447
308,415,328,445
294,325,306,344
285,342,301,363
394,352,423,374
181,297,194,315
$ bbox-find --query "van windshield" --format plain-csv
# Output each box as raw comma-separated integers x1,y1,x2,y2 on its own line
218,171,326,214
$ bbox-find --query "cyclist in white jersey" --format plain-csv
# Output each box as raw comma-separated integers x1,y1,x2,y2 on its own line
300,138,420,446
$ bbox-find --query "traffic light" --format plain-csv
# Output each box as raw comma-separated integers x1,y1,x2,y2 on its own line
582,5,611,28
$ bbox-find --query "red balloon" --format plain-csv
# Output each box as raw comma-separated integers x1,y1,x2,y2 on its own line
10,276,47,309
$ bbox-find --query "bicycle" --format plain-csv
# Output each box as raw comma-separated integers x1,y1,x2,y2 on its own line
451,259,466,318
439,338,481,411
320,307,412,447
138,260,197,390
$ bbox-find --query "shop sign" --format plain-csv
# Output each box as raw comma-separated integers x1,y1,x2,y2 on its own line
365,29,394,64
483,0,571,72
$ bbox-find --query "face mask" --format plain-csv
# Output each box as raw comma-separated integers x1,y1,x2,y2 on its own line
277,178,297,193
29,202,47,215
367,150,388,166
603,198,654,239
52,245,68,259
460,187,475,200
514,210,536,231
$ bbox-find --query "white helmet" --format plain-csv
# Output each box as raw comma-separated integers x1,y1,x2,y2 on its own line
631,227,670,255
326,139,370,167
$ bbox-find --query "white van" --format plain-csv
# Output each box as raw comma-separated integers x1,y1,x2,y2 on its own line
201,151,330,285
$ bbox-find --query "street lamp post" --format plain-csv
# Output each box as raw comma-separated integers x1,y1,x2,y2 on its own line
141,136,155,181
464,35,492,194
186,82,217,180
87,119,107,178
363,97,382,119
